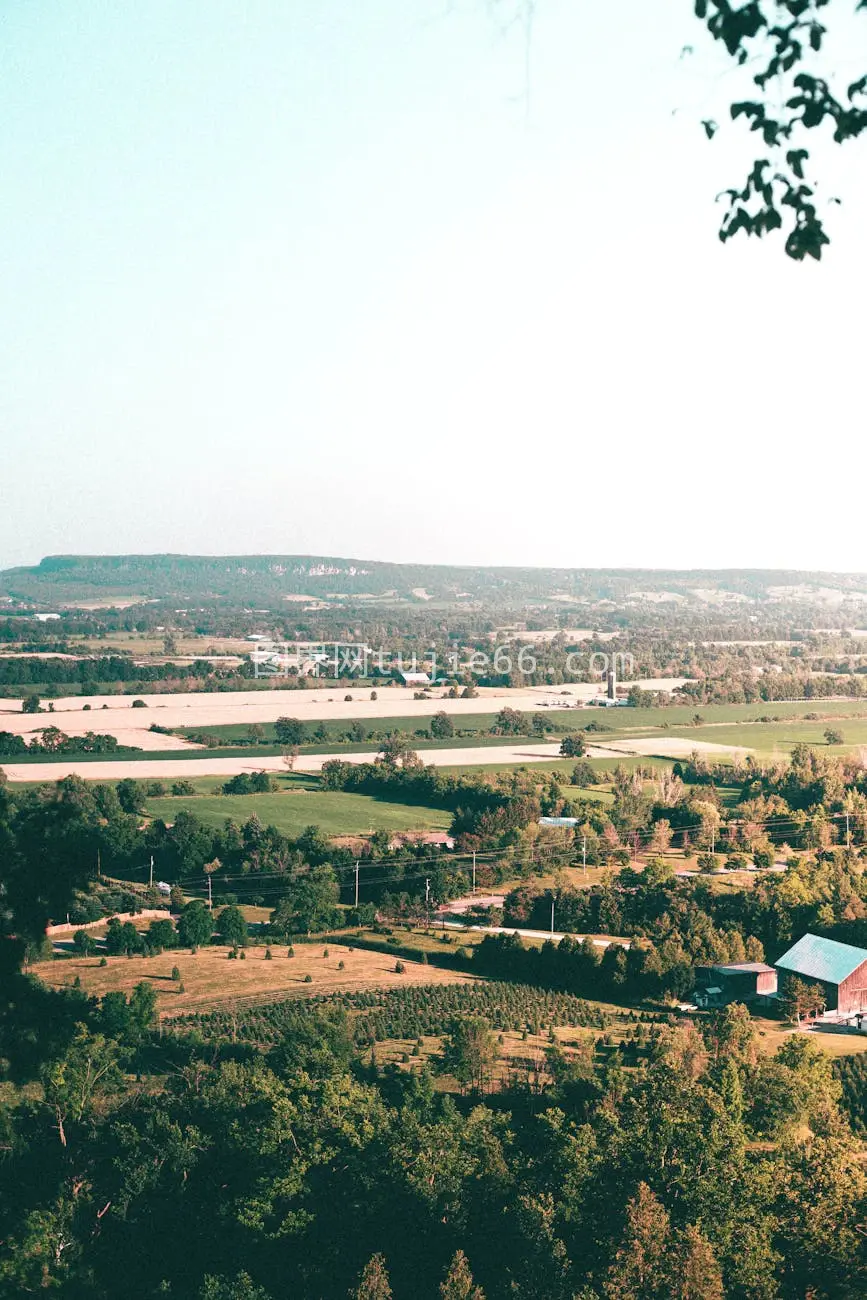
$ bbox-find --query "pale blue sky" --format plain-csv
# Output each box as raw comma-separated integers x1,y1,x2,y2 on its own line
2,1,865,572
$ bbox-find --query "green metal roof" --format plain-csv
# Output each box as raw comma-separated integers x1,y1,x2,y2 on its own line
775,933,867,986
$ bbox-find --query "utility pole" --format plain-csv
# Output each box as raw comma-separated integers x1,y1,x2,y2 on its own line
207,875,212,911
550,897,555,934
425,877,431,928
582,835,587,878
354,860,360,908
472,851,476,895
149,855,154,889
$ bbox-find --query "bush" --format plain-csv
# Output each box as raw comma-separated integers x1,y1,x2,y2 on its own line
264,948,272,960
338,959,345,970
171,966,181,982
394,961,405,974
287,946,295,958
99,956,108,967
303,973,312,983
131,699,148,708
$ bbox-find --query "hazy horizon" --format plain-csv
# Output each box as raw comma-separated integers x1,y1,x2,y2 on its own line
6,550,867,580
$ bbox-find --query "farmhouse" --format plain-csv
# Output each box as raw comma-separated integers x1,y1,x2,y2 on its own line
388,830,455,851
774,933,867,1019
693,961,777,1009
400,671,431,686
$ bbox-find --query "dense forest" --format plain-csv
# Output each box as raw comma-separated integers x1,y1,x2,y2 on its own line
3,741,867,1296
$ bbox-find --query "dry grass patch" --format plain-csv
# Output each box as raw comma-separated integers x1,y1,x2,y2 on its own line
33,942,474,1018
368,1022,625,1092
750,1016,867,1058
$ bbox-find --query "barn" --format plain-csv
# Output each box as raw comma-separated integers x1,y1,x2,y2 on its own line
693,961,777,1008
774,933,867,1019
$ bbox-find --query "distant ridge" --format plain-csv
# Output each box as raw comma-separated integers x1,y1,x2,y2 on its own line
3,554,867,608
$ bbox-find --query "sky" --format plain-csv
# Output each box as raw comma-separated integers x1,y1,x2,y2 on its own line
1,0,866,574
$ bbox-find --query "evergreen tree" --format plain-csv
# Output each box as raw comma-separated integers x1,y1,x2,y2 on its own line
353,1254,393,1300
440,1251,485,1300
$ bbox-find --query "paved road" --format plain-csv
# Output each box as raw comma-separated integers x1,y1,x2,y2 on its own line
440,920,630,948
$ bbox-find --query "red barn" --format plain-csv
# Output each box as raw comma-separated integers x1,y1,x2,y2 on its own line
775,933,867,1019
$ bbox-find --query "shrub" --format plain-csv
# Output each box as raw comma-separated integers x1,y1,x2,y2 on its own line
303,973,313,983
99,956,108,967
171,966,181,982
131,699,147,708
394,961,405,974
338,960,345,970
287,946,295,958
264,947,272,960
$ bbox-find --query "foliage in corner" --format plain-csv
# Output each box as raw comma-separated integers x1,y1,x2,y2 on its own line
696,0,867,258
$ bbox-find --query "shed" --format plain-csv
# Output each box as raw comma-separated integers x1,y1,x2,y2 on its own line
774,933,867,1018
694,961,777,1008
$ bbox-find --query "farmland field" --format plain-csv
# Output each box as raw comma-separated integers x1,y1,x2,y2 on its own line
145,787,452,836
33,940,472,1016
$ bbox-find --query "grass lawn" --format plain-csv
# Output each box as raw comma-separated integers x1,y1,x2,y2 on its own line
146,787,452,836
33,940,472,1016
750,1015,867,1058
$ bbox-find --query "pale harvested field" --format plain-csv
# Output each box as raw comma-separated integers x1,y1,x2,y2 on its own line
0,679,688,736
34,941,472,1017
596,737,750,759
0,678,688,778
0,740,578,782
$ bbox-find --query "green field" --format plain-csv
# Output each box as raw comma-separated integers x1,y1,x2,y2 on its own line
146,787,453,837
677,719,867,757
174,699,867,753
174,710,585,747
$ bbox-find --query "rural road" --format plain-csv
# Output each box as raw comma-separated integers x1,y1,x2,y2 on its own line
441,921,631,948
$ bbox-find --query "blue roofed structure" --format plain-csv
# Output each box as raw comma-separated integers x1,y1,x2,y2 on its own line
774,933,867,1018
